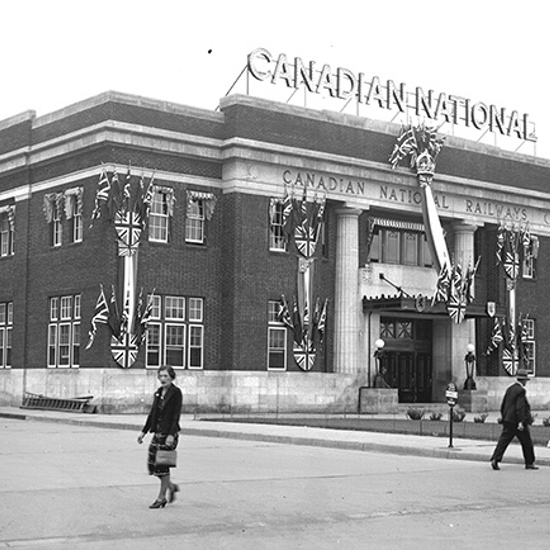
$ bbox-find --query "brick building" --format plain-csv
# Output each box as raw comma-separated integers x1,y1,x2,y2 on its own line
0,91,549,413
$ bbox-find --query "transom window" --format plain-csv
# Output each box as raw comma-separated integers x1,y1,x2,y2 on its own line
267,300,286,370
146,295,204,369
48,294,81,368
0,302,13,368
368,220,432,267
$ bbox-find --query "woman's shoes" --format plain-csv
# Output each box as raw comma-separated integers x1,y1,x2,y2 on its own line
149,499,167,509
168,483,180,503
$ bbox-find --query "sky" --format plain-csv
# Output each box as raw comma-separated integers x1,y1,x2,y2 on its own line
0,0,548,158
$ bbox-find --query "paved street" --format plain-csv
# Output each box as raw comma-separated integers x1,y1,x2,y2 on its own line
1,418,550,549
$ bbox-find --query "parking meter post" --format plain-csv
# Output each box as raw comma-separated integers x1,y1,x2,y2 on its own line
449,405,454,448
445,381,458,449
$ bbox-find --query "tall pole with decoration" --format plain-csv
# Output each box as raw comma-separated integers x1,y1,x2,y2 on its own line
86,166,156,368
276,185,328,371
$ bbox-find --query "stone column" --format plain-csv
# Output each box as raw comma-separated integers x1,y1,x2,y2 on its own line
334,208,361,373
450,222,478,384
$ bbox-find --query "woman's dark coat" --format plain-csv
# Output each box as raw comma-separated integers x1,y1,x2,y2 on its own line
142,384,182,435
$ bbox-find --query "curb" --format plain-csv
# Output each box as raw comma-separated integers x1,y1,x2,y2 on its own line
2,411,548,468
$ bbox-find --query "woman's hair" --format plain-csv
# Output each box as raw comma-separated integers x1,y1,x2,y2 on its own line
158,365,176,380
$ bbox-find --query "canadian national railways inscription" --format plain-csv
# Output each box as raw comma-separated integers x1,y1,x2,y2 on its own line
281,170,532,223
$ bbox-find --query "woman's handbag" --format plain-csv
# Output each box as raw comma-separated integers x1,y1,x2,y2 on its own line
156,449,177,467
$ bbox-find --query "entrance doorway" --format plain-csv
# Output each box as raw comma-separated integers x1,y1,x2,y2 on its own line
379,317,433,403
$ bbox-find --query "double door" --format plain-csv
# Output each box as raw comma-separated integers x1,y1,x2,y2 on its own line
384,351,432,403
379,317,433,403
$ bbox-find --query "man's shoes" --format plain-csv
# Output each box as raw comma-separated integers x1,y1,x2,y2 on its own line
525,464,539,470
491,459,500,470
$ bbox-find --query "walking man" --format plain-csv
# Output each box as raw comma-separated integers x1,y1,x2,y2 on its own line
490,368,538,470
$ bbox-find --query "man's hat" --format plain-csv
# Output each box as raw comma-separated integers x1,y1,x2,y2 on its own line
516,368,531,380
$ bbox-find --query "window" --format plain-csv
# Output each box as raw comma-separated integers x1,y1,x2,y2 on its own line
71,213,83,243
145,295,204,369
269,201,287,252
149,189,169,243
186,199,204,243
0,302,13,368
0,211,14,257
368,220,432,268
48,294,80,367
52,207,62,247
522,238,538,279
522,318,536,374
267,300,286,370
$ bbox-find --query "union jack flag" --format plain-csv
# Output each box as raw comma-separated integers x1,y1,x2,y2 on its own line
446,292,466,324
317,298,328,343
90,168,111,226
110,332,139,369
107,285,121,338
122,167,132,210
293,339,316,372
86,285,109,349
291,298,302,344
486,317,504,355
135,290,156,345
389,126,417,168
114,211,142,256
502,346,518,376
432,262,451,305
278,294,293,330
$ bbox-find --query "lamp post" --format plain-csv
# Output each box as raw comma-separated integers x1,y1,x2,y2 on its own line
373,338,390,388
463,343,477,390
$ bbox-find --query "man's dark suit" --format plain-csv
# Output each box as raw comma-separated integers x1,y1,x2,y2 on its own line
491,381,535,466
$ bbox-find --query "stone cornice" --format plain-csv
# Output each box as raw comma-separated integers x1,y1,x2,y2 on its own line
0,120,224,177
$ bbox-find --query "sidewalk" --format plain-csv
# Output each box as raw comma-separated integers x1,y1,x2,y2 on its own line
1,406,550,467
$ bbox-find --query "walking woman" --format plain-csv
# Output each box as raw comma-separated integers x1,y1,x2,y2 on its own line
137,365,182,508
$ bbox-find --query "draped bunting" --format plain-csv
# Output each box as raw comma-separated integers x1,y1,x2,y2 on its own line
43,193,64,223
187,190,216,220
0,205,15,231
44,188,83,222
64,187,83,219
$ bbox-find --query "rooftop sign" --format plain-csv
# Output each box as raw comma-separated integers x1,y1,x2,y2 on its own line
247,48,537,143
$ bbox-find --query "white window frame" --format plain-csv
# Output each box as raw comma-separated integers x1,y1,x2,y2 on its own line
0,213,14,257
269,201,287,252
267,300,287,371
523,318,536,374
185,199,205,244
48,324,58,368
149,189,170,243
522,253,536,279
52,208,62,247
48,295,80,368
188,324,203,369
165,296,185,320
145,296,204,370
146,322,162,368
164,322,186,368
0,302,13,368
71,213,83,243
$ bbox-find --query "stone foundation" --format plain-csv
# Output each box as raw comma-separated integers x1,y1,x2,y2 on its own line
358,387,399,414
0,368,369,414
